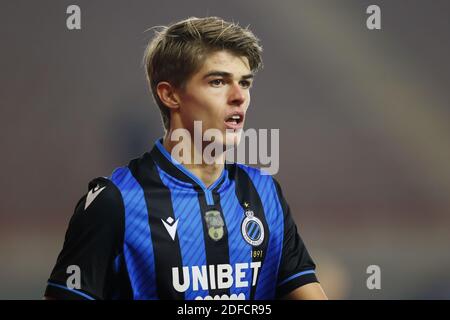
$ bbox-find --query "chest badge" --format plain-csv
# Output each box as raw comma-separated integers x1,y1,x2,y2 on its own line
241,208,264,247
205,210,225,241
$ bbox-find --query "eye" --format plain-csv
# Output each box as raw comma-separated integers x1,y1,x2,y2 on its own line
209,79,225,87
240,80,252,89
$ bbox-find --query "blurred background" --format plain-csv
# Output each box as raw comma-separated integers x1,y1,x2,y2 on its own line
1,0,449,299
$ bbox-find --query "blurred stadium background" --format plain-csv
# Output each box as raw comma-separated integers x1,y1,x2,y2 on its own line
0,0,449,299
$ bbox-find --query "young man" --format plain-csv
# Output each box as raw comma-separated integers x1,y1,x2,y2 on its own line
44,17,327,300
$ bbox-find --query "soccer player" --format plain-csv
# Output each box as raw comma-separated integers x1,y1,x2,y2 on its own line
44,17,327,300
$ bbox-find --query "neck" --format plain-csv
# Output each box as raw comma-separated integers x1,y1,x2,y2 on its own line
162,130,224,188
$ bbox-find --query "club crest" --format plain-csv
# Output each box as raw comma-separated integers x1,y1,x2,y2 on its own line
241,209,264,246
204,210,225,241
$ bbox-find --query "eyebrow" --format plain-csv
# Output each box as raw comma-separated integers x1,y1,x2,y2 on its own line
202,71,254,80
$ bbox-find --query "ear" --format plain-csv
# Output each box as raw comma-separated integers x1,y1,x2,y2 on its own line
156,82,180,110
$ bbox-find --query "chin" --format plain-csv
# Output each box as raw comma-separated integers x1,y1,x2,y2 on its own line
223,130,242,149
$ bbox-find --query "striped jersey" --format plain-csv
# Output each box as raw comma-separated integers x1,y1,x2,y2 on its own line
45,139,318,300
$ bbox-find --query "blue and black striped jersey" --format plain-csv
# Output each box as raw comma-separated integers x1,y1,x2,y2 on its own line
45,139,318,300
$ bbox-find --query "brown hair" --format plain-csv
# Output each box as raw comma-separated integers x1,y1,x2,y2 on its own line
143,16,263,130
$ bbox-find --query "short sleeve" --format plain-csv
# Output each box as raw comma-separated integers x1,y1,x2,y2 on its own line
273,178,319,298
44,177,126,300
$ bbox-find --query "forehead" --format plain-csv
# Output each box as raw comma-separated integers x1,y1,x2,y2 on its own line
196,50,251,76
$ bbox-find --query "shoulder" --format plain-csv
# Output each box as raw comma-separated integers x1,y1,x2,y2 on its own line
234,163,281,189
232,164,289,207
81,176,123,212
234,163,276,182
231,164,284,199
69,176,125,233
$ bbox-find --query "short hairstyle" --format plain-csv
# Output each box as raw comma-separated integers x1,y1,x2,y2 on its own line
143,16,263,131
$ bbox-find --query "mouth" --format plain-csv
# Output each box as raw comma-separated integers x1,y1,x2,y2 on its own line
224,112,245,130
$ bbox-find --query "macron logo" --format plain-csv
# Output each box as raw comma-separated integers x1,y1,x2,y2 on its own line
162,217,179,241
84,184,106,210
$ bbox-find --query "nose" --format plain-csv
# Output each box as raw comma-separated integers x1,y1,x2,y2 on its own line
228,82,246,107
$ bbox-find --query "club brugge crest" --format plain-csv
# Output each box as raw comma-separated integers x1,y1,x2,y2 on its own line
205,210,225,241
241,209,264,246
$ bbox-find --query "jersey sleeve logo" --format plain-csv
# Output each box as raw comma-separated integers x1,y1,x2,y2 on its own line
241,209,264,246
84,184,106,210
204,210,225,241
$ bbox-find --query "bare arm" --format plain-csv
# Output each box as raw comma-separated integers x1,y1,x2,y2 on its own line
282,282,328,300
